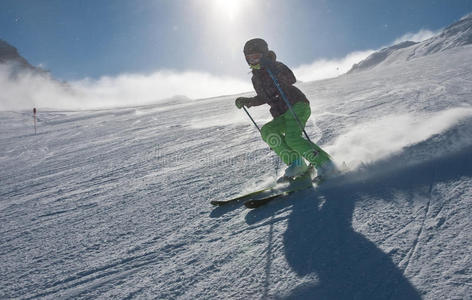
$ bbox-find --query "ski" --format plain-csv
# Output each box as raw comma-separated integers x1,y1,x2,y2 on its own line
244,190,298,208
210,167,314,207
211,163,346,208
210,185,276,206
243,166,348,209
244,178,317,209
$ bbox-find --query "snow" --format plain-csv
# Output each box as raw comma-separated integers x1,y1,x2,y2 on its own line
1,46,472,300
349,14,472,74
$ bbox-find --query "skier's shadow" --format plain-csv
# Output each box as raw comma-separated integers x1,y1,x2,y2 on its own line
281,186,420,299
246,185,421,299
245,144,472,299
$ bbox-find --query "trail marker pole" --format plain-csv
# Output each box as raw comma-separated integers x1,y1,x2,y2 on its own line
33,107,37,135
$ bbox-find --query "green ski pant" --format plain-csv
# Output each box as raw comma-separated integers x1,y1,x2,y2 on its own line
260,102,331,167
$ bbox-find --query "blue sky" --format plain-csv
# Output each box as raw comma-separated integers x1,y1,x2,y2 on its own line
1,0,471,81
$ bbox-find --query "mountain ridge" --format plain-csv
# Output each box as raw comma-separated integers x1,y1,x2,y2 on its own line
348,13,472,74
0,39,47,75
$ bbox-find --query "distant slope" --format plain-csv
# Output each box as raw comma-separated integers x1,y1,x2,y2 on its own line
348,13,472,73
347,41,418,73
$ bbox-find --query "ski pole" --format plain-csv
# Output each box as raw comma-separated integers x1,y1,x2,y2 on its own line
243,106,261,133
243,102,278,172
262,62,313,144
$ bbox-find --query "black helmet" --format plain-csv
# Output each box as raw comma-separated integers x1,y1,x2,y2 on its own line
243,38,269,55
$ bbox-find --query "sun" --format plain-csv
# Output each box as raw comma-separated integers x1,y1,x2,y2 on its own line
211,0,246,21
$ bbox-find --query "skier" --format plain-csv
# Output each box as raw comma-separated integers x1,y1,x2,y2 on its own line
235,38,335,178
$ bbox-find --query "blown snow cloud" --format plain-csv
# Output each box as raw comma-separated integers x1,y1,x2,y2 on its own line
393,29,440,44
0,28,442,111
326,107,472,168
293,50,375,82
292,28,440,82
0,63,250,110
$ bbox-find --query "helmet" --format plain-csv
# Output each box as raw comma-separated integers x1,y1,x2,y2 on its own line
243,38,269,55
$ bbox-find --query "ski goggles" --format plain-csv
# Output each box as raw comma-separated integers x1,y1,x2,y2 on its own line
245,53,263,65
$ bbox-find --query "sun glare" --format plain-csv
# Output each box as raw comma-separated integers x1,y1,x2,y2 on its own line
212,0,246,21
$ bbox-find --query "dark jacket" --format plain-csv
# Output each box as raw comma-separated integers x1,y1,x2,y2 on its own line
247,58,309,118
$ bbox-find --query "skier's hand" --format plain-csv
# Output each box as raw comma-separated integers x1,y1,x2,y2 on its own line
235,97,251,109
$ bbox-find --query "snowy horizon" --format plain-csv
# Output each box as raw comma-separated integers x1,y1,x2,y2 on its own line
0,27,446,111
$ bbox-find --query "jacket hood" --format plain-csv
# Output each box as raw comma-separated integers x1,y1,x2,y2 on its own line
244,38,269,55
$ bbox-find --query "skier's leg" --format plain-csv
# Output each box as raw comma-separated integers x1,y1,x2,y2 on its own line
283,102,331,167
261,117,301,165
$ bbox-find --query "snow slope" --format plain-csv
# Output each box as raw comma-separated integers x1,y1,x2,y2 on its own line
1,47,472,300
349,13,472,74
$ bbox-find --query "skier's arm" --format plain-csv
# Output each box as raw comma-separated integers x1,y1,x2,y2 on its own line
235,75,269,108
248,95,267,106
247,76,270,106
235,94,265,109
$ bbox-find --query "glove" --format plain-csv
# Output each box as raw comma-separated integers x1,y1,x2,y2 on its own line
235,97,251,109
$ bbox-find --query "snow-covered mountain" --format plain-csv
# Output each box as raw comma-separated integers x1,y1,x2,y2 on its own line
0,39,46,75
348,13,472,73
1,18,472,300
